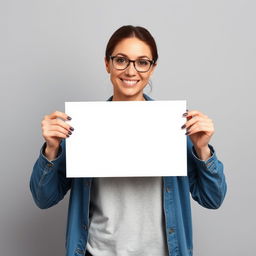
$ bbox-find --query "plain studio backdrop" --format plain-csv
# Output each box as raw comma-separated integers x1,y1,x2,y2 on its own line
0,0,255,255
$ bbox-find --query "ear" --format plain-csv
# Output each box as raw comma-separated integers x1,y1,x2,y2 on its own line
105,57,110,73
149,62,157,77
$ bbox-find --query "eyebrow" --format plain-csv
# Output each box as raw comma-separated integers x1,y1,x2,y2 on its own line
115,53,151,60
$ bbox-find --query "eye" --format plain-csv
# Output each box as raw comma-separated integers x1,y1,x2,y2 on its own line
115,57,128,64
137,59,150,66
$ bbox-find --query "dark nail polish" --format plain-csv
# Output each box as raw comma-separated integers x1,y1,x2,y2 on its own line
70,127,74,131
67,116,72,120
183,113,188,117
181,124,186,129
68,131,72,135
66,134,70,138
185,132,190,135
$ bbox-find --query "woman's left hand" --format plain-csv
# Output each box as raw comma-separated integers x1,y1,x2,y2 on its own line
182,110,214,160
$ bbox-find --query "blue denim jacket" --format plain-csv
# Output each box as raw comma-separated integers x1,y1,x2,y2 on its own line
30,94,227,256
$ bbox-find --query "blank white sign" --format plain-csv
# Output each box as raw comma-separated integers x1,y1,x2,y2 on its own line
65,100,187,177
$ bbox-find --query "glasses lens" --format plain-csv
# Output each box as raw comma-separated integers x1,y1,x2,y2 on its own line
113,56,129,70
135,59,151,72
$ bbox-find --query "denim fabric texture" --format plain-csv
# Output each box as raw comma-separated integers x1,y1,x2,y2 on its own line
30,94,227,256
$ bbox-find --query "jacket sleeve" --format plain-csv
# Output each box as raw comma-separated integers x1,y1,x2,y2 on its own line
30,140,72,209
187,138,227,209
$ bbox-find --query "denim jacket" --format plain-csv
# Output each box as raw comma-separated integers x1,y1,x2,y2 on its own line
30,94,227,256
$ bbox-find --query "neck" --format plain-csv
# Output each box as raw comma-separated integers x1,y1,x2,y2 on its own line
112,92,145,101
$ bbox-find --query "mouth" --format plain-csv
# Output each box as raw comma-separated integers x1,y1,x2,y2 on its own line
120,78,139,87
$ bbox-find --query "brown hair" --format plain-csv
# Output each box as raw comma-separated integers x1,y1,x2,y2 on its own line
105,25,158,63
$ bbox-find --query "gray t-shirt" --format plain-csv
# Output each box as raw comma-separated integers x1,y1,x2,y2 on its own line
86,177,168,256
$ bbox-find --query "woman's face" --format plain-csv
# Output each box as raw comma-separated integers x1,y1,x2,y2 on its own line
105,37,156,100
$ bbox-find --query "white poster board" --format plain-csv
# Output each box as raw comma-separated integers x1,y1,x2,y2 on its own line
65,100,187,177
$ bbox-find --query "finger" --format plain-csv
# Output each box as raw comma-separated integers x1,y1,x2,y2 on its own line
183,110,208,119
49,119,74,131
181,114,214,130
43,130,70,139
44,111,72,121
48,125,72,137
41,118,74,132
186,124,214,136
181,116,204,130
186,121,214,133
186,129,213,137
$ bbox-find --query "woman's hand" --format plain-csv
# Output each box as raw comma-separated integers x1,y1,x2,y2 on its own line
41,111,74,160
182,110,214,161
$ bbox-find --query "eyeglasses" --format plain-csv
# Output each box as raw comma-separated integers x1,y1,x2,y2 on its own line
109,55,155,73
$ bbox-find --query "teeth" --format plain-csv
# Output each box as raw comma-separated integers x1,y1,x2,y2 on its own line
123,79,137,85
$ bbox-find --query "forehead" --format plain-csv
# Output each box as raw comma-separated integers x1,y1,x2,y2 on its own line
112,37,152,59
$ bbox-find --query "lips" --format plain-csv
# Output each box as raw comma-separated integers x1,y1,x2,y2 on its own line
120,78,139,87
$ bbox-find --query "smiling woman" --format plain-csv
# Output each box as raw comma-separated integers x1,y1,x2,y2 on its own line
104,26,158,101
30,25,227,256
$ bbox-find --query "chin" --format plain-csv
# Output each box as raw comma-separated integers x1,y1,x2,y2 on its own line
118,87,143,98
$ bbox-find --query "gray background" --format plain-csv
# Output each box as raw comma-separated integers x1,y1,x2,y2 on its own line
1,0,255,255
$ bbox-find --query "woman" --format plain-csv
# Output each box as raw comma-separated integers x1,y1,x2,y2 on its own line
30,25,227,256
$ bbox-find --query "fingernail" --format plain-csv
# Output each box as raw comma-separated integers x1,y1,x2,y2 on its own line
66,134,70,138
185,132,190,135
181,124,186,129
68,131,72,135
67,116,72,120
70,127,74,131
183,113,188,117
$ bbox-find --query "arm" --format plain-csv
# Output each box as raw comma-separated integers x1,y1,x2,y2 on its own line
182,110,227,209
30,140,72,209
187,138,227,209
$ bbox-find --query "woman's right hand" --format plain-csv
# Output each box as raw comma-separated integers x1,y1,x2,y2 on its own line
41,111,74,160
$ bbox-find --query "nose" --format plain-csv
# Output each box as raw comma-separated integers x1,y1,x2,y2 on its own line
125,62,137,76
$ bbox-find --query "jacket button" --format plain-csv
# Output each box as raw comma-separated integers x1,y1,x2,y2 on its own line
75,248,84,255
47,163,53,167
83,224,88,230
166,186,171,193
206,160,213,167
169,227,175,234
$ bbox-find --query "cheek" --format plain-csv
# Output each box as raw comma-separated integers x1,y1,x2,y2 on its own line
109,70,121,84
140,74,150,82
110,70,123,80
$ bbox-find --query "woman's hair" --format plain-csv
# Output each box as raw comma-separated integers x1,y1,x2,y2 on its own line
105,25,158,63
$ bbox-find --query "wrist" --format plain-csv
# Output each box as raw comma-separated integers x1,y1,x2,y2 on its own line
194,145,211,161
44,144,59,161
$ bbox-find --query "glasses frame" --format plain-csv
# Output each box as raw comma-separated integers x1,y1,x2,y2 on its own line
109,55,155,73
